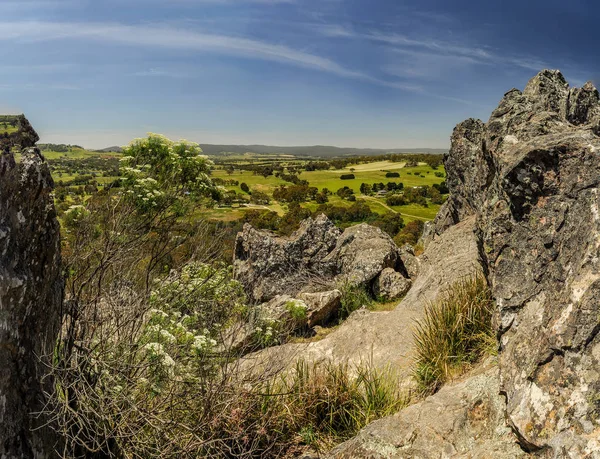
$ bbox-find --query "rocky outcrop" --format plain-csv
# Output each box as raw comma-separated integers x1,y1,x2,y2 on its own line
245,217,484,379
330,362,525,458
234,215,410,303
0,140,63,456
0,114,39,152
373,268,411,301
234,214,341,303
323,223,405,285
432,70,600,456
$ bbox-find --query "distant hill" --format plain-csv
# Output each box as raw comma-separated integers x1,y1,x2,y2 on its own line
39,143,84,152
95,146,123,153
197,144,447,158
90,143,447,157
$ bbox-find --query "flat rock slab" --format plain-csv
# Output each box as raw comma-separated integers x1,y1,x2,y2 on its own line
329,363,526,459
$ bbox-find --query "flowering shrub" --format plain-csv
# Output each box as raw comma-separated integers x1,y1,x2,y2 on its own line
120,133,218,211
150,262,246,334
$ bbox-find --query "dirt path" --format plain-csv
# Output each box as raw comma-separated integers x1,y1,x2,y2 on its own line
362,196,431,221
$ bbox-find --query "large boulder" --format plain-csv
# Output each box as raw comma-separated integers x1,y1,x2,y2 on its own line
323,223,404,285
0,144,63,457
298,289,342,327
234,215,410,303
233,214,341,303
373,268,412,301
434,69,600,455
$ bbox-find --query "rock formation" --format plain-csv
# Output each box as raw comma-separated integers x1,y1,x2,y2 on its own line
0,119,63,458
430,69,600,455
233,215,411,303
331,361,526,458
243,216,484,380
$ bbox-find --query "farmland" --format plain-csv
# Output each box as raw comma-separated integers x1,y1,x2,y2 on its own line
41,144,447,249
210,159,446,224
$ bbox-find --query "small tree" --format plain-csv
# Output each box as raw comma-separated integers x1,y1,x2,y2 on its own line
240,182,250,193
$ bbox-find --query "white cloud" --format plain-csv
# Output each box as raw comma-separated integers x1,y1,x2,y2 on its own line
0,20,424,92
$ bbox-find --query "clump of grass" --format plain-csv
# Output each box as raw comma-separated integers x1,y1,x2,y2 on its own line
270,360,408,451
338,282,372,320
413,275,496,394
199,360,408,457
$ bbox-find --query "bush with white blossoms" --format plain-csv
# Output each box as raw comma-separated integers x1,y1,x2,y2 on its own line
120,133,219,212
149,262,246,336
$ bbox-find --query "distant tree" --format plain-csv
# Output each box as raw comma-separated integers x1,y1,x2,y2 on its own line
340,174,355,180
315,192,328,204
385,172,400,178
226,165,235,175
359,183,372,195
394,220,425,246
336,186,355,200
372,212,404,238
240,182,250,193
386,195,406,206
250,191,270,205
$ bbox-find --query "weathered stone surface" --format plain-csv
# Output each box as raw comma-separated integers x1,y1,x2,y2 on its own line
245,217,484,379
0,114,39,153
234,215,409,303
298,289,342,327
434,69,600,455
323,223,403,286
398,244,420,279
0,146,63,457
233,214,341,303
329,363,525,459
373,268,411,301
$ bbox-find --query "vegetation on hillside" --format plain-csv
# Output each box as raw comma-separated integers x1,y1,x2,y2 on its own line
46,134,410,458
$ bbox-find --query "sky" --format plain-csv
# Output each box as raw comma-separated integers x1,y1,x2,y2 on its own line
0,0,598,149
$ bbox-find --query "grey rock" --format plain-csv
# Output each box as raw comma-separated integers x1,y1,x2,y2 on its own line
398,244,420,279
329,363,526,459
234,215,409,303
298,289,342,327
373,268,412,301
324,223,402,285
436,69,600,455
0,146,63,457
233,214,341,303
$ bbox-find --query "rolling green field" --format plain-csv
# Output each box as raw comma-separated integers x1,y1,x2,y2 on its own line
43,148,445,227
212,160,446,223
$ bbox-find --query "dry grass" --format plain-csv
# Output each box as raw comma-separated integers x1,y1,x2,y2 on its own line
412,275,496,394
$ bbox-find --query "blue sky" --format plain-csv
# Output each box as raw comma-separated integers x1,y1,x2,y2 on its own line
0,0,598,149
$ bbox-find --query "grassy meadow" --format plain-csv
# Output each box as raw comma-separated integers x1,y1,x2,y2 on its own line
211,160,446,223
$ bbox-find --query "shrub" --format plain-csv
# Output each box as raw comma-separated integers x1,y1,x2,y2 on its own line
240,182,250,193
340,174,355,180
394,220,425,246
412,276,495,394
338,283,372,320
385,172,400,178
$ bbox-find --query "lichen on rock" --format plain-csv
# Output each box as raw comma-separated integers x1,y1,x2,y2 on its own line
0,117,62,458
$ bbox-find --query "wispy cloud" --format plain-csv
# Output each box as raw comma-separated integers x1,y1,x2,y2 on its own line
314,23,547,73
0,20,422,92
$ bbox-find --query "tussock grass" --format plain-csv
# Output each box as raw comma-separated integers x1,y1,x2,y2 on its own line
338,282,372,320
413,275,496,394
253,360,408,453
